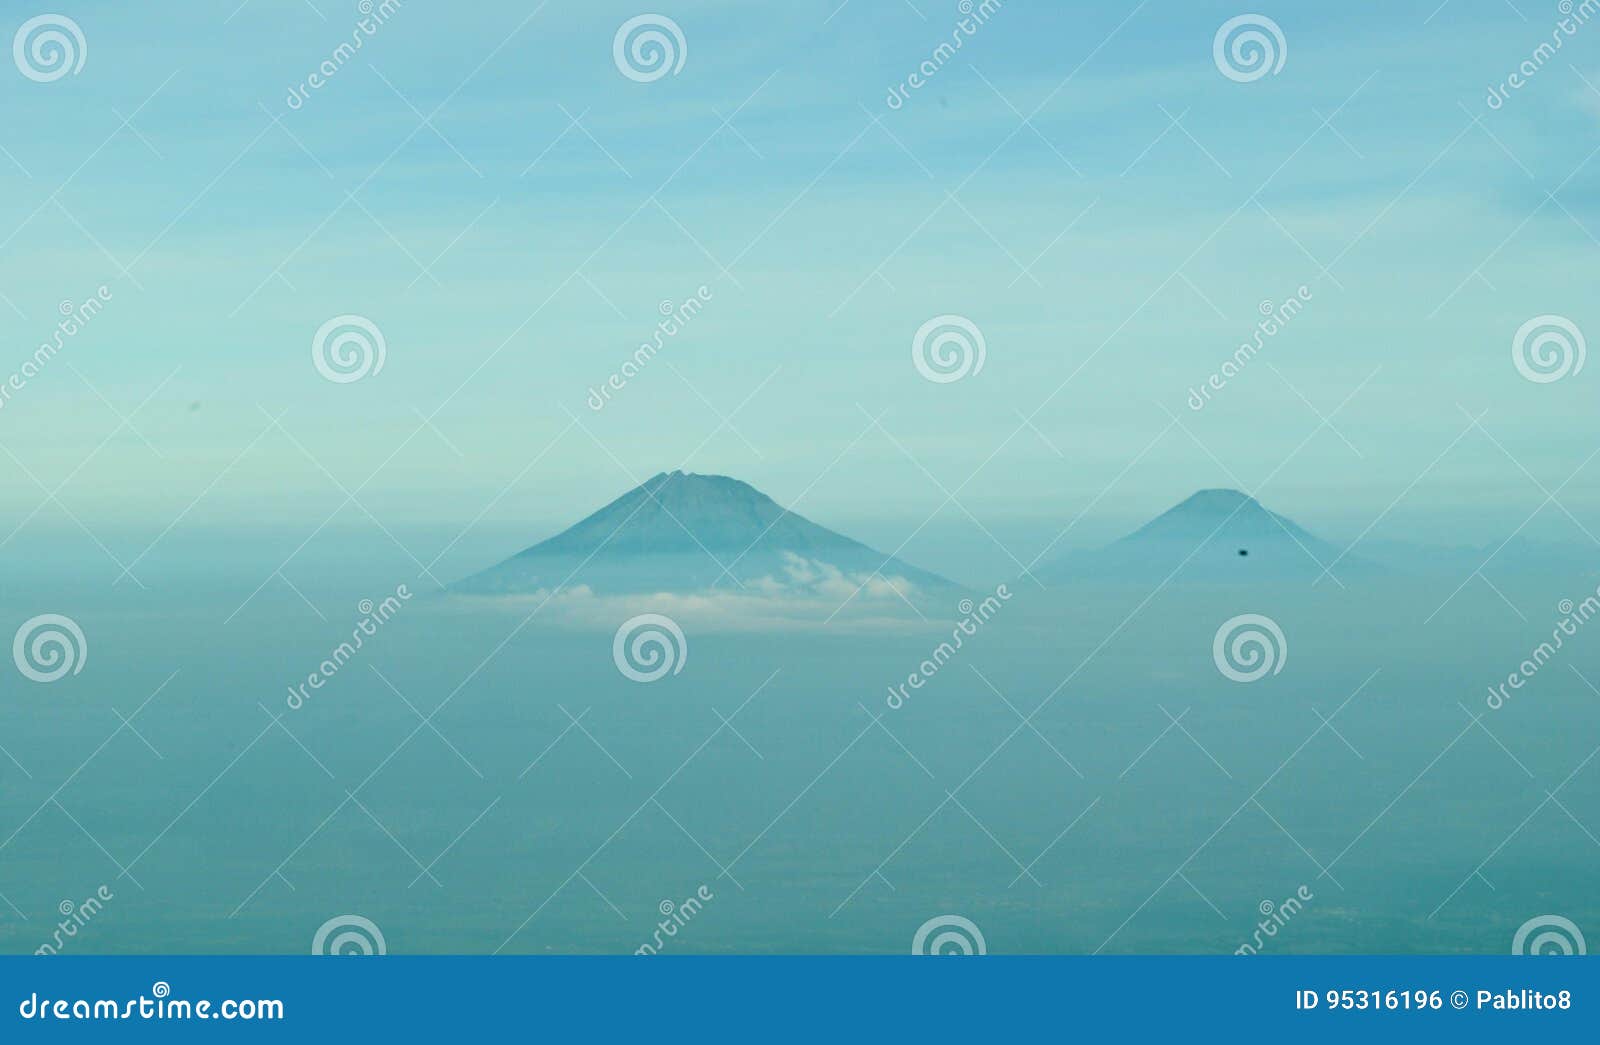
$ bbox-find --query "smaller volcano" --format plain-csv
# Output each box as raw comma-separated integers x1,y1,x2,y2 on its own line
1038,489,1358,582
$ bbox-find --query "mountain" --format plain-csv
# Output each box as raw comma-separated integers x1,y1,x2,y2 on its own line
453,471,955,598
1038,488,1361,582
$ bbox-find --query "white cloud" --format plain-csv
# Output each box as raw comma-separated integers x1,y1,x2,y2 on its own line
433,553,939,631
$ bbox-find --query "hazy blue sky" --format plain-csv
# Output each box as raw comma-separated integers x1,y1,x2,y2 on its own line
3,0,1598,581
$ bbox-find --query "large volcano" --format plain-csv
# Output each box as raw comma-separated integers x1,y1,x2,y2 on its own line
454,470,955,598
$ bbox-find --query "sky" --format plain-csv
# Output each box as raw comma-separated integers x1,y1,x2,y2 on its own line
2,0,1599,585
